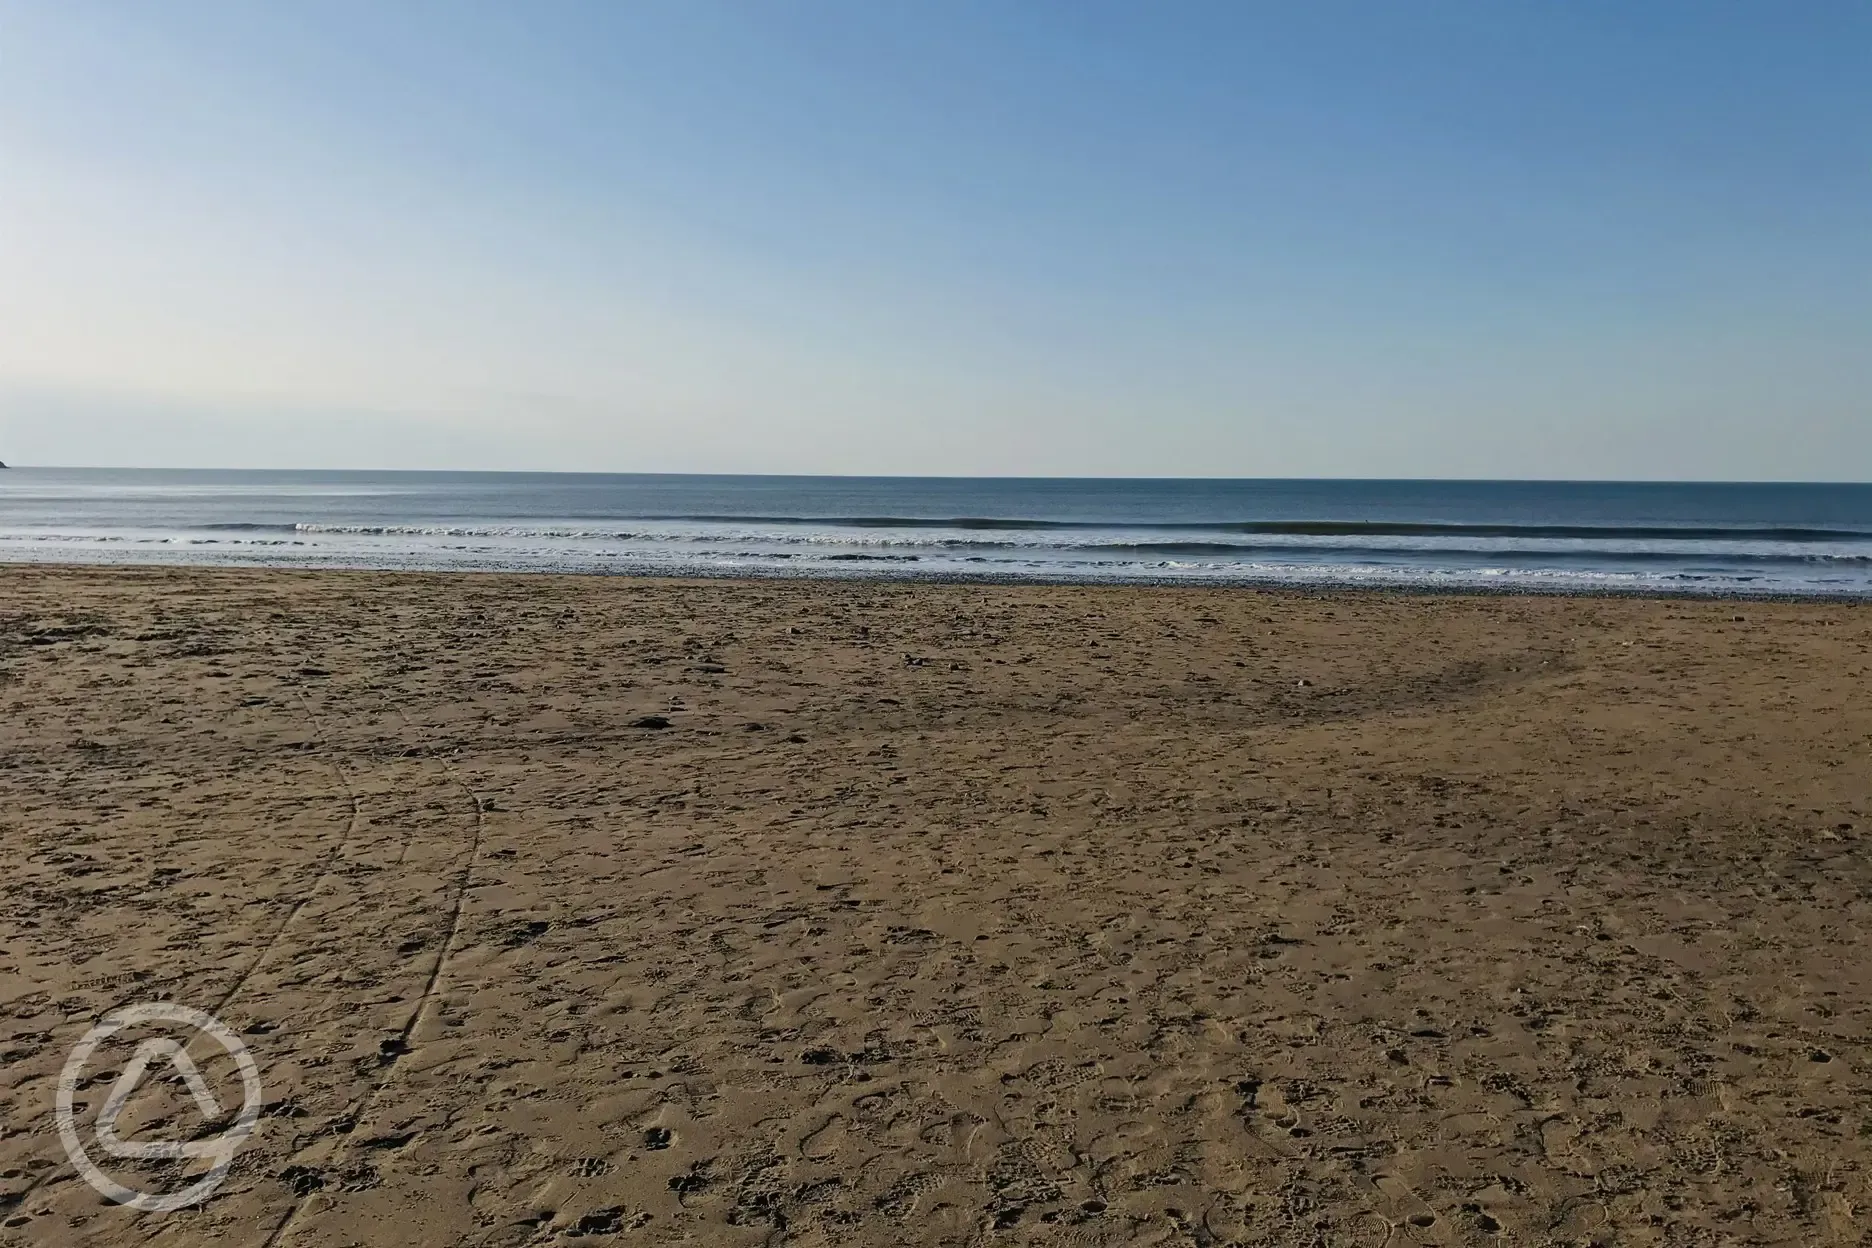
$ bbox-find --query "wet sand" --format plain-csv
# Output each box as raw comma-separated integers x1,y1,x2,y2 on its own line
2,565,1870,1246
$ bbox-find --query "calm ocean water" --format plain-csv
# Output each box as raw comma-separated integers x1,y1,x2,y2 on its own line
3,468,1871,596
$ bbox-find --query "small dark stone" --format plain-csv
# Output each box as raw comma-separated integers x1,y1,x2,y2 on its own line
575,1207,625,1234
630,715,672,729
280,1165,325,1195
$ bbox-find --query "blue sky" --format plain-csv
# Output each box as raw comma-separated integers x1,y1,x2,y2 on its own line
2,1,1867,477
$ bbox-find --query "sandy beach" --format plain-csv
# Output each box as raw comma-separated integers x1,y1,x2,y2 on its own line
2,564,1870,1246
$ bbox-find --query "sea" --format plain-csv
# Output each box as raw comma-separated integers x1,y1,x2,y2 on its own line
3,468,1871,597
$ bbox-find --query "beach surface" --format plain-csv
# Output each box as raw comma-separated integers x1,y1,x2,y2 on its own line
2,565,1870,1247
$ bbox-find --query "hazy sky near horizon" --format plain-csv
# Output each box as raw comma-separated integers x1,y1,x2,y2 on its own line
2,1,1869,478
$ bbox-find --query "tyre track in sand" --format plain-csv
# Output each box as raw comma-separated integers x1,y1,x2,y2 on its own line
3,679,374,1221
260,695,487,1248
209,684,369,1018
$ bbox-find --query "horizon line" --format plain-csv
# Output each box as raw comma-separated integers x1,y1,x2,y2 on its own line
4,465,1872,487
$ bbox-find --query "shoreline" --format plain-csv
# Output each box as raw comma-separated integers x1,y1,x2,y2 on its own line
5,556,1871,603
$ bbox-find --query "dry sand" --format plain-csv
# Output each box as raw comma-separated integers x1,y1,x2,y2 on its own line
2,565,1870,1247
